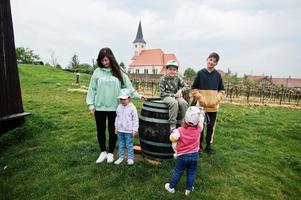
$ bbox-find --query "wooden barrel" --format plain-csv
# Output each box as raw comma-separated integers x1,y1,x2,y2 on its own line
139,98,181,159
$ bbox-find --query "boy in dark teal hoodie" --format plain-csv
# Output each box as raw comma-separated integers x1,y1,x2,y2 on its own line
191,52,225,155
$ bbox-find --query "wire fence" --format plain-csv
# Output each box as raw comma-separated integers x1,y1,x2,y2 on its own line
130,78,301,107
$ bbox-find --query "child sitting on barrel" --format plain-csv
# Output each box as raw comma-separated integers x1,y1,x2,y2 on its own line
165,106,205,196
159,60,190,130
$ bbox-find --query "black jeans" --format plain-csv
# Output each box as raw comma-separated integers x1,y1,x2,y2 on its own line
94,111,117,153
201,112,217,148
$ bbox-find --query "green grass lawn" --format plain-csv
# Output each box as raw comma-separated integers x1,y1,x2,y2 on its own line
0,64,300,200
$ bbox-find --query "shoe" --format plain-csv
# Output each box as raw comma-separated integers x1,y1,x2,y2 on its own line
127,159,134,165
205,146,213,155
96,151,107,163
164,183,175,193
114,158,124,165
185,186,194,196
107,153,114,163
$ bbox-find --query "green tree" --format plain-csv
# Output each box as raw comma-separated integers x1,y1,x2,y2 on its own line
80,63,92,69
120,62,126,72
184,67,196,78
79,63,93,74
56,64,62,69
16,47,41,64
69,54,80,71
243,74,252,85
227,67,232,75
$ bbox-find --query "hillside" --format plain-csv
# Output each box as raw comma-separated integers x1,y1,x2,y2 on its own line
0,64,300,199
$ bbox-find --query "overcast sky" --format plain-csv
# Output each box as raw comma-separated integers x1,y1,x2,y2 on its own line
11,0,301,77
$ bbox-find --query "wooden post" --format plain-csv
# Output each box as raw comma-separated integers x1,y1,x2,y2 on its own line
76,73,80,84
246,85,250,104
295,91,300,106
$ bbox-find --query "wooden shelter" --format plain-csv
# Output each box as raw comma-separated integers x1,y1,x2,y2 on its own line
0,0,30,134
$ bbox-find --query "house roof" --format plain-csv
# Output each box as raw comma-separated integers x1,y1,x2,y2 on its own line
272,78,301,88
247,75,268,82
129,49,178,67
247,75,301,88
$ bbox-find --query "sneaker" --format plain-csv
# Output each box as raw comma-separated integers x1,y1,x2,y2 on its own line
205,146,213,155
96,151,107,163
185,187,195,196
114,158,124,165
127,159,134,165
164,183,175,193
107,153,114,163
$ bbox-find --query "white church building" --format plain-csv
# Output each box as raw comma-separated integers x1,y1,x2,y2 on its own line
128,21,179,75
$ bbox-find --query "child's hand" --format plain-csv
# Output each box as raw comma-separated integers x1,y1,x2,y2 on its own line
141,96,147,101
175,90,182,98
115,128,118,134
132,131,137,137
198,95,205,105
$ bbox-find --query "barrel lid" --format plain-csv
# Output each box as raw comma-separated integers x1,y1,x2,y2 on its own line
143,98,168,108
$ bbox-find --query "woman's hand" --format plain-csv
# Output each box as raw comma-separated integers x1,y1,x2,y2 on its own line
90,108,96,116
115,128,118,134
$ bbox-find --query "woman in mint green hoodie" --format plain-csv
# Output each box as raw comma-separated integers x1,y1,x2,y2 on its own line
86,48,143,164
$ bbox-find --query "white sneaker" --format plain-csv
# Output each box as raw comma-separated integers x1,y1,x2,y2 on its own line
185,186,195,196
164,183,175,193
96,151,107,163
127,159,134,165
185,190,191,196
107,153,114,163
114,158,124,165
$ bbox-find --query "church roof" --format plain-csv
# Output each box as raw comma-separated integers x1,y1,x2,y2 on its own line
133,21,146,44
129,49,178,67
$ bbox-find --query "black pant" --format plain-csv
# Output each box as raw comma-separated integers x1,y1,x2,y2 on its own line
201,112,217,148
94,111,117,153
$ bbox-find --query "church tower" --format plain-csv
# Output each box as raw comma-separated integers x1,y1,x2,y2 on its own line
133,21,146,56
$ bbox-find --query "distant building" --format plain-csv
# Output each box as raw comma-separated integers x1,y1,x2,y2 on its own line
246,75,301,89
128,21,179,75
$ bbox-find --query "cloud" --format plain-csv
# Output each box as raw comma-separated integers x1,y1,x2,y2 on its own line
11,0,301,77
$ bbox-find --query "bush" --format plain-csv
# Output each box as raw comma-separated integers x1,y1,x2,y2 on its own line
184,67,196,78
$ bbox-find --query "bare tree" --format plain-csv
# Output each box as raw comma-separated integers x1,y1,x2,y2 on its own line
92,58,97,70
50,50,58,70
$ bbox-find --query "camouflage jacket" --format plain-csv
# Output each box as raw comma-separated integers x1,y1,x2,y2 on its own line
159,75,190,98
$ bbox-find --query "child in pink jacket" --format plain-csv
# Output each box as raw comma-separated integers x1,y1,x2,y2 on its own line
165,106,205,196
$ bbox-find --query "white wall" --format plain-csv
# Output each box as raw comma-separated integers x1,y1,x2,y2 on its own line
128,66,163,74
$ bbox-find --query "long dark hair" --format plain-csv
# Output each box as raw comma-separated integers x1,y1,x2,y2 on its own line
97,47,123,85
